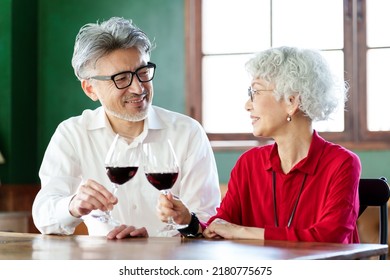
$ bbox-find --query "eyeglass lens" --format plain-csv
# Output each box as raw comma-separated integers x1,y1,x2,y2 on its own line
113,64,155,89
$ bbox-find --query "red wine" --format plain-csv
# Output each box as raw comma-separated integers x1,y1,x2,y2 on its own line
145,172,178,190
106,166,138,185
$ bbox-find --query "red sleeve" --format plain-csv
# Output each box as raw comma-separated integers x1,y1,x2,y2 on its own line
206,154,249,227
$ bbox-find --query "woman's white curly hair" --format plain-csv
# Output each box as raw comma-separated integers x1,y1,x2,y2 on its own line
245,46,348,121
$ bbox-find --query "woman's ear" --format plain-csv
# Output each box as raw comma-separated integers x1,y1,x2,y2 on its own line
287,94,300,116
81,79,99,101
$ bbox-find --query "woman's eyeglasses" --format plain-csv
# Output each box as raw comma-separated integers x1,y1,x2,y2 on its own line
247,87,273,102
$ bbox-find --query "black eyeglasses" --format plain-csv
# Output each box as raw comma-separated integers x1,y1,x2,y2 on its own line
90,62,156,89
247,87,273,102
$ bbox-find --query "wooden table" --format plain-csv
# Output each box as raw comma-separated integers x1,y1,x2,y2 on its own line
0,231,387,260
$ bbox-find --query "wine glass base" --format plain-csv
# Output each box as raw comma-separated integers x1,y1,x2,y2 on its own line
161,221,188,231
158,225,188,235
172,223,188,230
91,213,120,227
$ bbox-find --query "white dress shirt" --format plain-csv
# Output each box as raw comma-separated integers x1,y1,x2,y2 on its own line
32,105,220,237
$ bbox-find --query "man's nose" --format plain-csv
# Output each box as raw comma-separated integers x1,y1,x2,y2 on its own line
127,76,144,94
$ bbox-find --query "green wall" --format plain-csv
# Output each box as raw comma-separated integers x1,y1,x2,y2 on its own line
0,0,12,183
1,0,390,185
0,0,38,184
37,0,186,169
0,0,185,184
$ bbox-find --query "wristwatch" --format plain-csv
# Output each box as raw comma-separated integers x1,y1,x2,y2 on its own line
178,212,202,238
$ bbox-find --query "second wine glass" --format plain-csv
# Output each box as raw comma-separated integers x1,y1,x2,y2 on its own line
143,140,187,230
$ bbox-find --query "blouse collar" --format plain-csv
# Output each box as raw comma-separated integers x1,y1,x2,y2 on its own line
267,130,326,175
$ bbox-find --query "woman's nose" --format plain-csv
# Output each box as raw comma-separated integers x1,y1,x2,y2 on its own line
245,98,252,111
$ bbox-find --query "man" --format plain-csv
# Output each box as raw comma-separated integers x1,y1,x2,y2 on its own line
32,17,220,239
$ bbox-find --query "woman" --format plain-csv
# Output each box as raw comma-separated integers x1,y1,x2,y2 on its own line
158,46,361,243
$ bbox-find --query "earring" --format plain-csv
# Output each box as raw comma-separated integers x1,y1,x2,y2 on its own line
287,115,292,122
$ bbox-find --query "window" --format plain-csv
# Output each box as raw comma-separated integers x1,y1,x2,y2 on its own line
185,0,390,150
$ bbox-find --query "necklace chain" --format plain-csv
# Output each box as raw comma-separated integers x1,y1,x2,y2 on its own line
272,171,307,228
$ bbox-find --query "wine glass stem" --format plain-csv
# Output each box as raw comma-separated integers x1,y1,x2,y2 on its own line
111,184,118,196
106,184,118,218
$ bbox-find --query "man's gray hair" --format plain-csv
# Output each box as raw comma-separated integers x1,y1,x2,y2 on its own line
71,17,155,80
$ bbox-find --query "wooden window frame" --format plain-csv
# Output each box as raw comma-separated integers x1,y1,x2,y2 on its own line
185,0,390,151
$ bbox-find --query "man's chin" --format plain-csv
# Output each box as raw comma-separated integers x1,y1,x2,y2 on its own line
107,110,148,122
122,111,148,122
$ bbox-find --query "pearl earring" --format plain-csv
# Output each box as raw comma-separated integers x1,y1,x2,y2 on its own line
287,115,292,122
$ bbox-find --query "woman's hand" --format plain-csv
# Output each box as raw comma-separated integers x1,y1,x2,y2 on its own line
203,219,236,239
203,219,264,240
106,225,148,239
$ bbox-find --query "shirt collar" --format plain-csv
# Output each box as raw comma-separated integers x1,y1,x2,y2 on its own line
86,106,107,130
146,105,166,130
266,130,326,175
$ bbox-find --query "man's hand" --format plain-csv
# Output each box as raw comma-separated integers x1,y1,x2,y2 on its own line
156,192,191,225
106,225,148,239
69,179,118,218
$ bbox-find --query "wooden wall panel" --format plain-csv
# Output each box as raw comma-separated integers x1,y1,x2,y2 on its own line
0,184,88,234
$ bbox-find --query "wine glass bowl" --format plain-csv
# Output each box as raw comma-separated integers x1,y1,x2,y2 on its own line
143,140,187,230
106,166,138,185
92,134,140,226
145,172,179,193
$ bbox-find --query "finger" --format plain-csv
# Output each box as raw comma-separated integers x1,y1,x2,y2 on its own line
129,227,149,237
75,190,109,212
73,201,95,216
203,228,216,238
158,207,180,223
204,229,222,239
158,193,173,208
207,222,234,239
69,194,97,217
165,192,182,204
81,180,118,210
116,226,140,239
156,196,177,220
155,205,169,222
165,192,174,200
106,225,129,239
86,179,117,203
156,209,169,223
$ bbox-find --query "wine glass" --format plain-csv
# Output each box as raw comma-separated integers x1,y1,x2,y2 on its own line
143,140,187,230
92,134,140,226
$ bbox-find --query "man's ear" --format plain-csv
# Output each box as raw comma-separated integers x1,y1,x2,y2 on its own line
81,79,99,101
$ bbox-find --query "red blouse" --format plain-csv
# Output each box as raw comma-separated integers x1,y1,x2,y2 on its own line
208,131,361,243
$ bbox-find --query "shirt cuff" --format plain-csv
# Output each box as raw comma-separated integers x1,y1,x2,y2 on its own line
55,195,83,228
